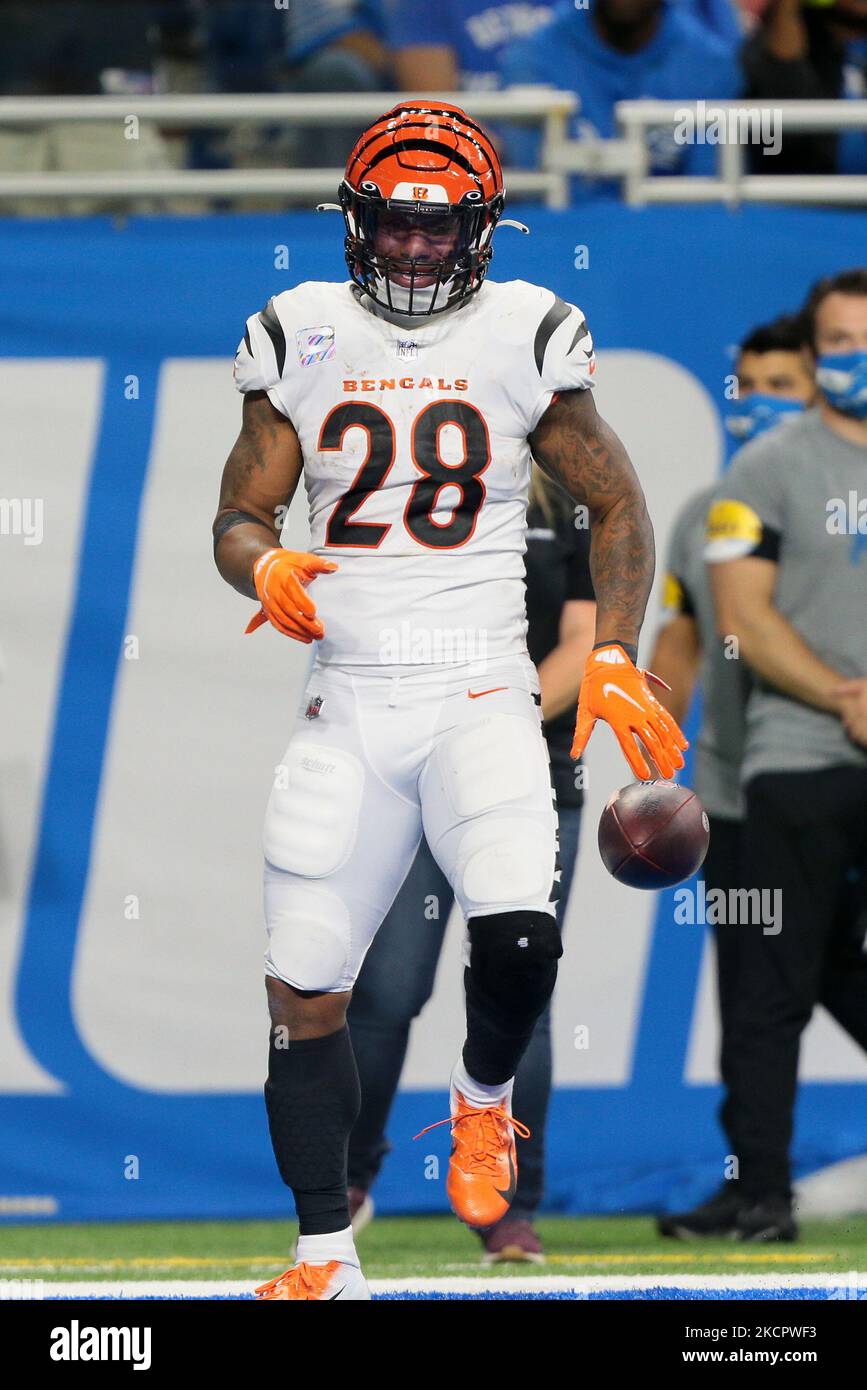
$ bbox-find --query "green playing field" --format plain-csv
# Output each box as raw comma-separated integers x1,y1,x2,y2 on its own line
2,1214,866,1283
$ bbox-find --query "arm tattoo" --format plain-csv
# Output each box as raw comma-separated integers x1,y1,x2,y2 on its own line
529,388,655,649
221,391,287,491
213,391,302,598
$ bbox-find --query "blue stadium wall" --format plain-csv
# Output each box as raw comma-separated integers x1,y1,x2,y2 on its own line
1,202,866,1224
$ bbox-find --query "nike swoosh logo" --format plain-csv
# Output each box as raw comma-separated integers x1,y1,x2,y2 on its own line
326,1286,347,1300
467,687,507,699
602,682,644,712
494,1151,517,1204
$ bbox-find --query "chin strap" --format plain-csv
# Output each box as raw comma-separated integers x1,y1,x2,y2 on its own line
499,218,530,235
315,202,342,213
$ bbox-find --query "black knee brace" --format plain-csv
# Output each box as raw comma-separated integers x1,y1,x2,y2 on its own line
463,910,563,1086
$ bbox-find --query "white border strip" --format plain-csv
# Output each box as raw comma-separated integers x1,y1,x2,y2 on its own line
38,1272,867,1299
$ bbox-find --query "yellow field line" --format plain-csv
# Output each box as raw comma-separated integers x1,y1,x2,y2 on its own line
544,1251,832,1266
0,1256,282,1270
0,1249,836,1272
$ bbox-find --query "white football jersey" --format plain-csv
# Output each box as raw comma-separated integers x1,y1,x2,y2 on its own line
233,279,595,668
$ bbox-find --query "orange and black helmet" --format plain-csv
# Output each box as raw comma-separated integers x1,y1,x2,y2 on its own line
339,101,505,318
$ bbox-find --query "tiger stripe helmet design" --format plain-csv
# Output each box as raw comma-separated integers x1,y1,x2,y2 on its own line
339,101,505,319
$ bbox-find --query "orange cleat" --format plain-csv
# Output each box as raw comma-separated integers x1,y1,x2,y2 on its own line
415,1091,530,1230
254,1260,370,1301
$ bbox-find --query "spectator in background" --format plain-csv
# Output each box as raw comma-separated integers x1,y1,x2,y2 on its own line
0,0,178,214
0,0,167,96
686,0,745,43
649,316,817,1239
498,0,742,189
203,1,390,168
702,270,867,1240
743,0,867,173
388,0,557,91
280,0,390,165
202,0,284,93
387,0,741,93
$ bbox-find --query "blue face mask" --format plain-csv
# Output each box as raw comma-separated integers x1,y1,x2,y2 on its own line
816,351,867,420
725,393,806,443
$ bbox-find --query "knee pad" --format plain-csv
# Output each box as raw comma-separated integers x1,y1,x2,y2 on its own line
457,817,556,912
265,879,353,992
264,741,363,878
466,910,562,1021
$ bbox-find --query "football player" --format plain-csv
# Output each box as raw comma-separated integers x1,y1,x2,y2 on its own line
213,101,687,1300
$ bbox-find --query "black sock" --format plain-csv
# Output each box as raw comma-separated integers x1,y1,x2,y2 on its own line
264,1024,361,1237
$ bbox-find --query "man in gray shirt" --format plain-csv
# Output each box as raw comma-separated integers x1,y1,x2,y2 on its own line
652,316,816,824
650,315,816,1239
705,268,867,1239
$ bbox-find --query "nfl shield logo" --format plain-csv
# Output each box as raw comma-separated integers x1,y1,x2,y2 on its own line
305,694,324,720
296,326,335,367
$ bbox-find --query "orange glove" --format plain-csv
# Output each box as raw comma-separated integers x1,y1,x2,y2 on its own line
245,548,337,642
571,642,688,781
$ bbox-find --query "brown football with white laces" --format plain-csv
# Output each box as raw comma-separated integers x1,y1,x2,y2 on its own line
598,780,709,889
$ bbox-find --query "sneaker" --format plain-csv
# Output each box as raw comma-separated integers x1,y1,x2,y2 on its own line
415,1090,530,1229
254,1260,371,1300
736,1196,798,1242
480,1215,544,1264
657,1184,743,1239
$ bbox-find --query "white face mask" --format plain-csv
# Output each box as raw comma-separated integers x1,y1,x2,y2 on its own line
371,267,457,316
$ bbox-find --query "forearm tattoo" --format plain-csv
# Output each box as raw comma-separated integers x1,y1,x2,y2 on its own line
529,389,655,648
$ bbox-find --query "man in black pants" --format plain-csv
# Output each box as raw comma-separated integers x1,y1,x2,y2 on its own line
649,316,817,1239
703,269,867,1239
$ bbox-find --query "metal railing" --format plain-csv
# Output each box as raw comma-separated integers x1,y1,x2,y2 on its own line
542,98,867,205
0,92,865,210
613,99,867,206
0,88,577,209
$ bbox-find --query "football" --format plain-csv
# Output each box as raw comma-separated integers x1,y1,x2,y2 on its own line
598,781,710,890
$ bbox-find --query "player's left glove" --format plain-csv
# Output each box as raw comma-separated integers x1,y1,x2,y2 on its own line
571,642,688,781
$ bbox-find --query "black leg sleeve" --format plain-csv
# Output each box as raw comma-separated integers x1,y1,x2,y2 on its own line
264,1025,361,1236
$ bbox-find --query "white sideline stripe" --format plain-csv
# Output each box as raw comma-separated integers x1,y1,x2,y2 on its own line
41,1272,867,1299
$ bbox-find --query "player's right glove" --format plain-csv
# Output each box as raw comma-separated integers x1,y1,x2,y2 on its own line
571,642,688,781
245,548,337,642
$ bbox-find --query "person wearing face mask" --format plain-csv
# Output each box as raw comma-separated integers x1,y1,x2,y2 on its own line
648,314,815,1240
693,268,867,1242
725,318,817,447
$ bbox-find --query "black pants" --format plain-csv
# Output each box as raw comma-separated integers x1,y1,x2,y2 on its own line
703,814,745,1116
721,766,867,1200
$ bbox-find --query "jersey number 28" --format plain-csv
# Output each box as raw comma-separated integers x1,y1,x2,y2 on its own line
319,400,490,550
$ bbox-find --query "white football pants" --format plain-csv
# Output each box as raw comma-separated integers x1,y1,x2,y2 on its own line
262,653,560,992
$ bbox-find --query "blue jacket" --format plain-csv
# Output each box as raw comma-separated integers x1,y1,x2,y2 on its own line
498,0,743,185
